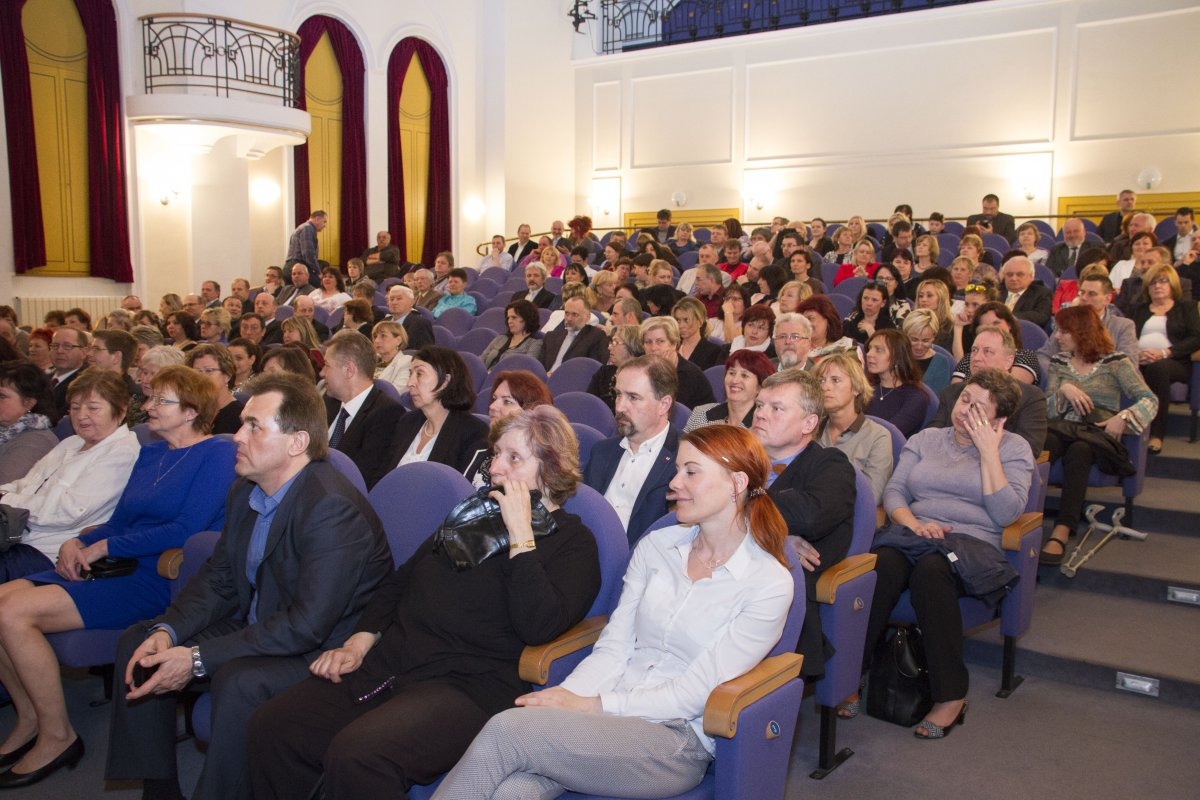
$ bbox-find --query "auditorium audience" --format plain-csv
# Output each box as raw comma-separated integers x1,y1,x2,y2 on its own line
371,321,413,391
797,295,858,363
864,329,930,438
903,310,951,393
226,337,261,392
684,349,774,432
480,300,542,369
639,317,714,409
389,346,488,474
815,352,894,503
186,344,245,435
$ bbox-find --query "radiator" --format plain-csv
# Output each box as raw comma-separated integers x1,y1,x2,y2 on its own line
15,296,123,327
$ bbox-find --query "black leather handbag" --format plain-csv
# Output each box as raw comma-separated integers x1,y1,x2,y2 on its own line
434,487,558,571
0,504,29,553
85,556,139,580
866,625,933,727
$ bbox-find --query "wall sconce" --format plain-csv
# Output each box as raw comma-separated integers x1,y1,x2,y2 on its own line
158,190,178,206
1136,168,1162,191
1023,187,1036,201
463,197,486,221
590,177,621,220
250,178,281,206
671,190,687,208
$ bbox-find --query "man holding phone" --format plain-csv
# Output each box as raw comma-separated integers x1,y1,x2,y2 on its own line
966,193,1017,243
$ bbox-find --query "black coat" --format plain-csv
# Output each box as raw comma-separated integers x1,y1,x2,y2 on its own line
324,386,406,490
388,409,489,477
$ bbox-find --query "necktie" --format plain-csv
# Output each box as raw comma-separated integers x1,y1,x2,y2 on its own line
771,463,787,475
51,376,60,389
1068,246,1078,267
549,330,578,373
329,407,349,449
1006,292,1020,310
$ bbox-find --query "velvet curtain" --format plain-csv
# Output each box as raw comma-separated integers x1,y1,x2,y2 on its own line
0,0,46,274
292,15,367,269
0,0,132,280
387,38,451,266
74,0,132,282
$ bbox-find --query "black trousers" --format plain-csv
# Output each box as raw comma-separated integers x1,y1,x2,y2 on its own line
863,547,969,702
1141,357,1188,438
1045,431,1096,530
247,675,492,800
104,622,310,800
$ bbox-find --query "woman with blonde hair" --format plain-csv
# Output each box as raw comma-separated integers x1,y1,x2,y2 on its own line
371,321,412,391
914,279,954,350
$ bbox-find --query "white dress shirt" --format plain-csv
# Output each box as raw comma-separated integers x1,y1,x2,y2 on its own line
328,384,372,441
603,423,670,532
561,524,793,754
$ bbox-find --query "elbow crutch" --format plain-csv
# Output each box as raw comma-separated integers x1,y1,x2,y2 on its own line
1061,505,1147,578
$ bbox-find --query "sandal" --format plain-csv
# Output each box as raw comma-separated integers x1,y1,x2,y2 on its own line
835,697,861,719
914,701,968,740
1039,536,1068,566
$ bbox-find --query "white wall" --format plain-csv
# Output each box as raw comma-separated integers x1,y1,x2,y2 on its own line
571,0,1200,227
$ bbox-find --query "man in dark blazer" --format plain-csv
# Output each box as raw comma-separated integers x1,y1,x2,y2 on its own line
966,193,1017,243
1097,189,1137,242
252,293,285,346
293,295,331,341
539,296,608,373
754,369,855,679
510,263,560,309
639,209,676,244
507,223,537,264
928,329,1048,456
49,327,88,417
999,256,1053,328
321,331,405,489
583,356,679,544
277,264,316,306
105,373,393,800
1044,217,1088,276
383,284,434,349
1161,207,1195,264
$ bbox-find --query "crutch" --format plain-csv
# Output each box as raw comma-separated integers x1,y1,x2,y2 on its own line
1061,504,1147,578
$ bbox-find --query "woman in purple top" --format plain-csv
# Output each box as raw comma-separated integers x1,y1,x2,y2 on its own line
864,329,930,437
0,366,236,787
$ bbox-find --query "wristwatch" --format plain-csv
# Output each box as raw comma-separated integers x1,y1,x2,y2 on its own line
191,646,207,678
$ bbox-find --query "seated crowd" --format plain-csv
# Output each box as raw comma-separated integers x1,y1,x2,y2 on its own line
0,193,1195,798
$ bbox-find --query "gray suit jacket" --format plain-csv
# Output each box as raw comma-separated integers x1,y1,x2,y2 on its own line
155,461,393,673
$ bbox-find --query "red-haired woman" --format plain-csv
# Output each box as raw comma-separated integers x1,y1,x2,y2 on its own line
431,424,794,800
1039,306,1157,564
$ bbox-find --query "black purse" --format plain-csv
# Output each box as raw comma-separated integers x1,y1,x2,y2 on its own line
434,487,558,571
85,556,139,580
0,504,30,553
866,625,933,727
1046,418,1135,477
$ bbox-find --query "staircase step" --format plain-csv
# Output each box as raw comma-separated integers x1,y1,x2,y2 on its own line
1034,530,1200,603
965,588,1200,710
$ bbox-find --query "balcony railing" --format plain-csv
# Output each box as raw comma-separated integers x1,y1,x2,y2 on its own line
141,14,300,106
598,0,981,54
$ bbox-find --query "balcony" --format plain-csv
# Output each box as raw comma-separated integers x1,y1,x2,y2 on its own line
126,14,309,159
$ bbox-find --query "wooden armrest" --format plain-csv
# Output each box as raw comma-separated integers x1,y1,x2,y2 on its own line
875,506,887,529
814,553,877,604
518,616,608,685
702,653,803,739
1001,512,1043,551
1037,450,1049,464
157,548,184,580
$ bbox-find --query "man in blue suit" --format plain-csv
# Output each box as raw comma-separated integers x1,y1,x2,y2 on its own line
583,355,679,544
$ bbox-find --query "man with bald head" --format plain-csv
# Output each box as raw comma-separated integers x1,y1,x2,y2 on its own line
277,264,316,306
1044,217,1088,276
999,256,1052,328
361,231,401,281
254,292,285,346
293,295,331,341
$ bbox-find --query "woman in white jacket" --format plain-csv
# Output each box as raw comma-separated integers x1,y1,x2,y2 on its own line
0,371,140,581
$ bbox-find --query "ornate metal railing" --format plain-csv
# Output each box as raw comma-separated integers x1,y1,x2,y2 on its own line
597,0,982,54
141,14,300,106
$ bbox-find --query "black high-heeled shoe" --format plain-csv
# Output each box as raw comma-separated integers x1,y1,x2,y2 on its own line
913,701,967,740
0,736,84,788
0,739,35,771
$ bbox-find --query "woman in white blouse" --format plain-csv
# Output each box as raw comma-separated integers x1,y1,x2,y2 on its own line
371,321,412,391
310,266,352,314
433,424,795,800
0,371,140,581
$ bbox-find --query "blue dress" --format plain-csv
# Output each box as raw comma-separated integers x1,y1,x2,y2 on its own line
27,437,237,629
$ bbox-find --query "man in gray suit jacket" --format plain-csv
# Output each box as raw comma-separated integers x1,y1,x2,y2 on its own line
105,373,393,800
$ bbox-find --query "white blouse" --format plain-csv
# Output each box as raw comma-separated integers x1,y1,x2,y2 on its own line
560,524,793,754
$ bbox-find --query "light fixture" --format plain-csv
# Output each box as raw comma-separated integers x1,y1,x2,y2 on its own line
1136,167,1162,191
1023,187,1036,201
463,197,486,221
671,190,687,208
250,178,281,206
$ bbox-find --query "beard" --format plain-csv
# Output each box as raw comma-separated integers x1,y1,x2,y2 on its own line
777,350,800,369
615,415,635,438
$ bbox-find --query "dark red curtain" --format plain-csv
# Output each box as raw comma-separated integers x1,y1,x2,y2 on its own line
292,16,367,269
74,0,132,282
0,0,46,274
387,38,451,266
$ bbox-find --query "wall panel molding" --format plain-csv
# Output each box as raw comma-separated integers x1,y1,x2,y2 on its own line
631,68,732,168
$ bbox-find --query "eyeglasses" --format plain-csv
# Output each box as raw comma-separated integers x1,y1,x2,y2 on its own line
774,333,811,342
1149,277,1171,287
50,343,82,351
146,396,182,407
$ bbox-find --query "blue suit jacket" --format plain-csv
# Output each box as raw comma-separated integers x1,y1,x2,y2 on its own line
583,425,680,545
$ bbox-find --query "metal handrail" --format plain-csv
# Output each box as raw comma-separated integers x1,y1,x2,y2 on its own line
140,13,300,106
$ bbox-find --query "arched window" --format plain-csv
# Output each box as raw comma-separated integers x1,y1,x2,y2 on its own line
0,0,131,280
388,38,450,266
293,16,366,270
